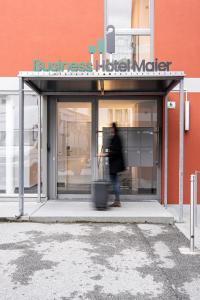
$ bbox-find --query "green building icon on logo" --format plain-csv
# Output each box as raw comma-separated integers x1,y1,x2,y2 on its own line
88,25,115,65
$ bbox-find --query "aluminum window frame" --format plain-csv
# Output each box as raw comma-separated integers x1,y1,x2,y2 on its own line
0,90,47,199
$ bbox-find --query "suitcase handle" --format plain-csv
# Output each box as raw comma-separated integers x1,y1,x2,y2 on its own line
94,146,109,181
97,145,107,168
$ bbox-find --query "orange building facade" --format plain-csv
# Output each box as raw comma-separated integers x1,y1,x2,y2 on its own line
0,0,199,205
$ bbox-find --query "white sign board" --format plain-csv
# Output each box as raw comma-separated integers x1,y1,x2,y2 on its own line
168,101,176,109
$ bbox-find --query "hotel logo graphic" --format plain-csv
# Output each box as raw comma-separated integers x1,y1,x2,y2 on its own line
88,25,116,59
33,25,172,73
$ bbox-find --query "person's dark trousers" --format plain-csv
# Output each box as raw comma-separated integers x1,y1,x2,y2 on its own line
110,173,120,201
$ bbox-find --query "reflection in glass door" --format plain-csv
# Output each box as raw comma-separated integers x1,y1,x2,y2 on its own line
98,99,159,196
57,102,91,194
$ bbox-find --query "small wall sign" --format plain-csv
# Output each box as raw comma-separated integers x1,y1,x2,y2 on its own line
168,101,176,109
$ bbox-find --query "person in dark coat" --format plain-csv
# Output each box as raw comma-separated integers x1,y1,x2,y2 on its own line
108,122,125,207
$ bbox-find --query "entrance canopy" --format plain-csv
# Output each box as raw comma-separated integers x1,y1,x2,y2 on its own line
18,71,184,96
17,71,185,222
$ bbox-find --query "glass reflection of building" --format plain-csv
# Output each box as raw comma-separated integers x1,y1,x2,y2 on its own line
0,94,39,194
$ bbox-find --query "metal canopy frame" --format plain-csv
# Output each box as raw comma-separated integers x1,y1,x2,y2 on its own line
18,71,185,221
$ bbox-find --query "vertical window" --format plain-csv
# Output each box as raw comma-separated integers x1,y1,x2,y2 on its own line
0,94,40,195
105,0,152,63
107,0,149,28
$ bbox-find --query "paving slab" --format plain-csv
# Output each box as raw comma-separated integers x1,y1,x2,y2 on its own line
27,200,174,224
0,202,41,221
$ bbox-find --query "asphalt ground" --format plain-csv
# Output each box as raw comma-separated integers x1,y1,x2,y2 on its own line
0,223,200,300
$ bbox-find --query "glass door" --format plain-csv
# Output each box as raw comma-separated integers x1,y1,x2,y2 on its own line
57,102,92,194
48,98,160,200
98,99,160,198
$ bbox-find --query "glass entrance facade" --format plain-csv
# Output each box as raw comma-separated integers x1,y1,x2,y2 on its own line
52,98,161,199
0,94,40,195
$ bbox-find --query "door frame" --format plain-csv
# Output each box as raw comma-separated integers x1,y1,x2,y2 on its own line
47,95,162,201
47,96,97,200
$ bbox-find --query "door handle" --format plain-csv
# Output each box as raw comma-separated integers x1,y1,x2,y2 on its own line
154,127,160,166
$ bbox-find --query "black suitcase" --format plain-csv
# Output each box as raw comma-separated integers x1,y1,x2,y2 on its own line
92,151,110,210
92,180,109,210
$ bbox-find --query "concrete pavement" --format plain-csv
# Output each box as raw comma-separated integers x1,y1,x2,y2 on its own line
0,200,174,224
0,201,40,220
167,205,200,250
0,222,200,299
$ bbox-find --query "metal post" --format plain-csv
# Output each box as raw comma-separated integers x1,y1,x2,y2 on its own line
164,96,168,208
41,96,48,198
194,173,197,226
194,172,198,227
19,77,24,216
190,174,195,252
92,99,98,181
179,79,184,222
37,96,41,202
